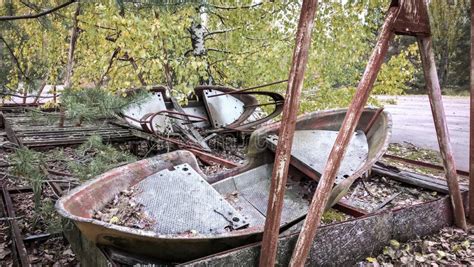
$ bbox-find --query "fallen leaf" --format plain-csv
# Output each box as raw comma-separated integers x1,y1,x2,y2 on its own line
366,257,377,263
437,250,446,259
109,216,119,224
390,239,400,250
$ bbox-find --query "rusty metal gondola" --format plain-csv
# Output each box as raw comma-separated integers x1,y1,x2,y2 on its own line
56,107,391,263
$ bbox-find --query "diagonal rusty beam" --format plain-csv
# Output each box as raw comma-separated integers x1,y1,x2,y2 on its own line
417,36,467,230
259,1,319,266
288,5,400,266
1,187,29,266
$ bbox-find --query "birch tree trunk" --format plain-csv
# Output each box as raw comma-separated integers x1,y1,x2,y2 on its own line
64,2,81,89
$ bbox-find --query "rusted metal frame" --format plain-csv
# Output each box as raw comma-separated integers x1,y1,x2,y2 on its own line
259,1,319,266
0,189,21,265
146,111,207,134
186,148,239,169
390,0,431,36
0,111,4,128
23,232,62,244
243,101,283,108
372,163,469,194
334,200,368,218
39,166,63,199
181,194,460,266
45,168,74,177
1,187,29,266
169,96,211,151
123,110,208,124
23,137,138,148
469,0,474,224
207,79,288,98
53,85,57,104
17,130,133,139
155,110,208,122
363,107,384,134
22,87,27,105
287,156,319,181
18,133,133,142
382,154,469,176
20,135,138,147
151,132,205,151
7,187,33,194
195,85,259,129
289,6,400,266
211,91,284,133
48,181,64,197
15,127,130,137
3,117,21,147
417,36,467,230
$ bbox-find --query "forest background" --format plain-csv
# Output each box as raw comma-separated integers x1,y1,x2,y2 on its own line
0,0,470,113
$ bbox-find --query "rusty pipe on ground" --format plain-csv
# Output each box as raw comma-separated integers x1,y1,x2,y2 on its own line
288,6,399,267
259,1,319,266
417,36,467,230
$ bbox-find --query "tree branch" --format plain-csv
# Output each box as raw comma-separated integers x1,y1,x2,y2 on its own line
19,0,41,12
0,35,30,82
204,28,237,38
98,47,121,87
207,48,231,54
120,53,147,86
0,0,76,21
208,2,263,10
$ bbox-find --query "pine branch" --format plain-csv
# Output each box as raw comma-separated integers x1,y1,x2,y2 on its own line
0,0,76,21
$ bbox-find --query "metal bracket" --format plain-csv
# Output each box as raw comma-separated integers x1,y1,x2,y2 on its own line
391,0,431,36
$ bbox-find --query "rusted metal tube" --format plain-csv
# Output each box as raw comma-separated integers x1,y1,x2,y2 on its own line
289,6,399,267
469,0,474,224
207,79,288,98
2,187,29,266
259,1,319,266
186,148,239,169
417,36,467,230
382,154,469,176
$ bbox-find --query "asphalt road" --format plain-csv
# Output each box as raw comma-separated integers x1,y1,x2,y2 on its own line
378,95,470,172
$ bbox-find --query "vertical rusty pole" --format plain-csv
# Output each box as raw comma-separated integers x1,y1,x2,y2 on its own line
469,0,474,224
53,85,57,104
22,86,27,104
289,6,400,267
417,36,467,230
259,1,319,266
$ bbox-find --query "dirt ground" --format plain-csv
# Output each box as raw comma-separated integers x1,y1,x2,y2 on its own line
379,95,469,172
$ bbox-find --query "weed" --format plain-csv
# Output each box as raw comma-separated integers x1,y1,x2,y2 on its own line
9,148,46,211
68,135,136,180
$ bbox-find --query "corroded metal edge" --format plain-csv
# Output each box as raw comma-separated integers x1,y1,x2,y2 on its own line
181,193,463,267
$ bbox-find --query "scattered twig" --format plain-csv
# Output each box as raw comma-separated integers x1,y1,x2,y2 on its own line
361,179,374,196
0,216,24,221
373,193,401,212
